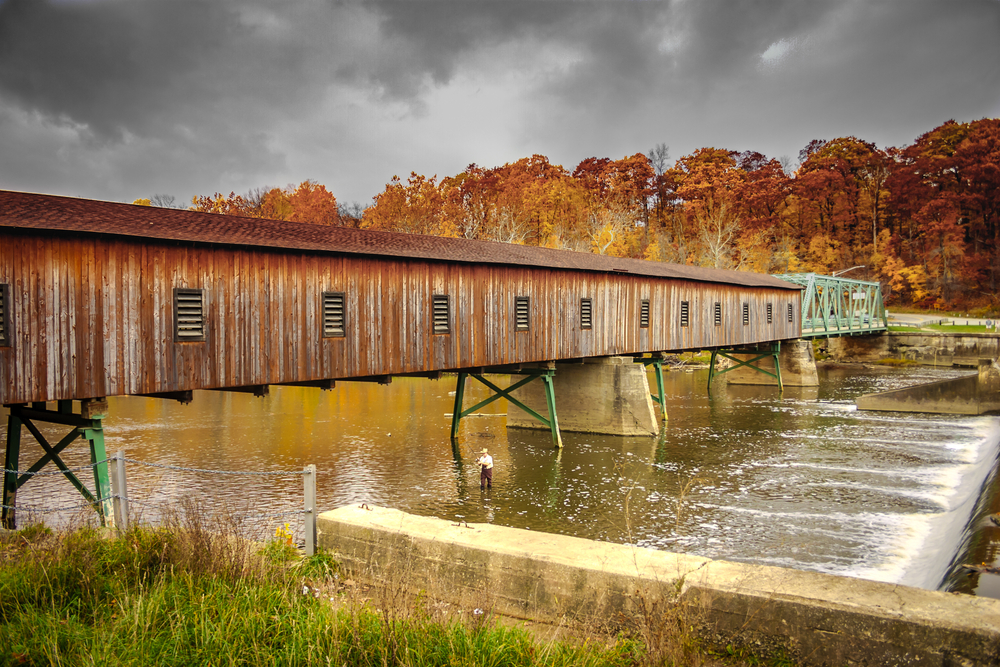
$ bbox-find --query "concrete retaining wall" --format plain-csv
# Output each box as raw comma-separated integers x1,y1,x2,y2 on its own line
857,360,1000,415
318,505,1000,666
507,356,659,436
826,332,1000,367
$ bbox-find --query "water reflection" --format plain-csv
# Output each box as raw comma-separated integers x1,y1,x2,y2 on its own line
4,364,997,597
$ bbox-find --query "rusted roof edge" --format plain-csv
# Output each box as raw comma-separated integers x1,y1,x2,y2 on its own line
0,190,802,291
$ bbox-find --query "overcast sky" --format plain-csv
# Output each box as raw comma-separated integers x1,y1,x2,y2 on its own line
1,0,998,209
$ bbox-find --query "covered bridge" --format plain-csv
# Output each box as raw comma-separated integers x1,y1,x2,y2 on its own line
0,190,801,406
1,190,803,526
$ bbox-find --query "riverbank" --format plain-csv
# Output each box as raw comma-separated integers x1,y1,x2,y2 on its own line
0,521,759,666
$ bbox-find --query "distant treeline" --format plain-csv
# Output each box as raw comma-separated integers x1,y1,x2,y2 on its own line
154,118,999,312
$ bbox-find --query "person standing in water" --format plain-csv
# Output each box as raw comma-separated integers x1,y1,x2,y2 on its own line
477,448,493,491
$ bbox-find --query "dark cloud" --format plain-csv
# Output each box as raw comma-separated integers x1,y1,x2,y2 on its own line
363,1,569,97
0,0,997,206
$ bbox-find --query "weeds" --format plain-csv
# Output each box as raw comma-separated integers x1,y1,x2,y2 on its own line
0,517,655,666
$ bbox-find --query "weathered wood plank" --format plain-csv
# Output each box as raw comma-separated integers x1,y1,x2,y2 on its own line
0,231,801,403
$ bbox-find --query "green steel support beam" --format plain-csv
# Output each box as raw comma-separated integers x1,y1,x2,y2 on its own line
708,343,783,395
450,372,467,440
82,418,114,526
2,413,22,529
640,357,667,421
540,374,563,449
451,370,563,448
774,272,887,339
15,428,81,489
1,403,113,528
18,412,97,506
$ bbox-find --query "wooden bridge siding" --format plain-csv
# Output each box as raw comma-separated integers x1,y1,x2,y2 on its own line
0,232,799,404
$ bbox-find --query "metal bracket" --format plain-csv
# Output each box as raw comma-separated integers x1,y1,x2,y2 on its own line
708,342,783,396
2,402,113,529
638,355,667,421
451,369,563,448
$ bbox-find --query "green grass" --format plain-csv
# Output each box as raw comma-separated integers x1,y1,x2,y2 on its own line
0,524,654,667
921,323,993,334
0,515,802,666
875,358,919,366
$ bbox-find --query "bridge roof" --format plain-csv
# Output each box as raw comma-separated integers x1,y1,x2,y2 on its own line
1,190,799,290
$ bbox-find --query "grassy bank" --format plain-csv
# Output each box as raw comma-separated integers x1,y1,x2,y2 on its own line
0,517,778,666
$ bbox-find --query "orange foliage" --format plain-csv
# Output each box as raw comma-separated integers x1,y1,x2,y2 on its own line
185,118,1000,311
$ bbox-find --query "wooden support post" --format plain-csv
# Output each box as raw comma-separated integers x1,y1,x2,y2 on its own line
303,464,317,557
2,412,22,529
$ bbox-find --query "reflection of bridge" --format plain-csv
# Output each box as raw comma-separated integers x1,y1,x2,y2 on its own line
774,273,887,338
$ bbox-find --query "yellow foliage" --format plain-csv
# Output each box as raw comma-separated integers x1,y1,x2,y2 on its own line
132,198,151,206
898,264,930,303
274,522,294,547
643,238,661,261
805,235,841,274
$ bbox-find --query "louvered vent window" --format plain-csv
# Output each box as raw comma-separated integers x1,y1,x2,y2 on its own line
322,291,346,338
0,284,10,347
640,300,650,328
432,294,450,335
680,301,690,327
174,288,206,342
580,298,593,330
767,303,773,324
515,296,530,331
788,303,794,323
742,302,750,326
714,302,722,326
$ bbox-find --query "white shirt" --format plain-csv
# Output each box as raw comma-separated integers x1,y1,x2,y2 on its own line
478,454,493,469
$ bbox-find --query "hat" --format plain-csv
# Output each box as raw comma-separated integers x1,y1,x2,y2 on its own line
481,448,489,453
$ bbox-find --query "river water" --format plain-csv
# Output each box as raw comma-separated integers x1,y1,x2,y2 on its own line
5,364,1000,596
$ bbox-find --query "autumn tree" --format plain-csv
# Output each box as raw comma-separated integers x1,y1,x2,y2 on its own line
669,148,748,269
363,173,444,235
190,191,264,217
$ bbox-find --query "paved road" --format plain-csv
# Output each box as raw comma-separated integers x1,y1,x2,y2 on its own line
888,312,997,328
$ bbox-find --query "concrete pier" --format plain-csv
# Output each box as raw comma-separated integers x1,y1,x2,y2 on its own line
506,356,659,436
725,339,819,387
857,359,1000,415
318,505,1000,666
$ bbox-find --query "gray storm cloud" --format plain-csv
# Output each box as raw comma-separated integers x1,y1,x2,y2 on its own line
0,0,997,206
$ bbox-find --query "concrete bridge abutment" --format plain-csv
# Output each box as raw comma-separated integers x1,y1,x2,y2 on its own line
506,356,659,437
724,339,819,387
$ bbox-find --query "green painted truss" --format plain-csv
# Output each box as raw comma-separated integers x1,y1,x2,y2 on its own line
774,273,887,338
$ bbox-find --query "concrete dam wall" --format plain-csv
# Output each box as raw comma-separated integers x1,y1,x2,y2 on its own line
318,505,1000,666
856,359,1000,415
